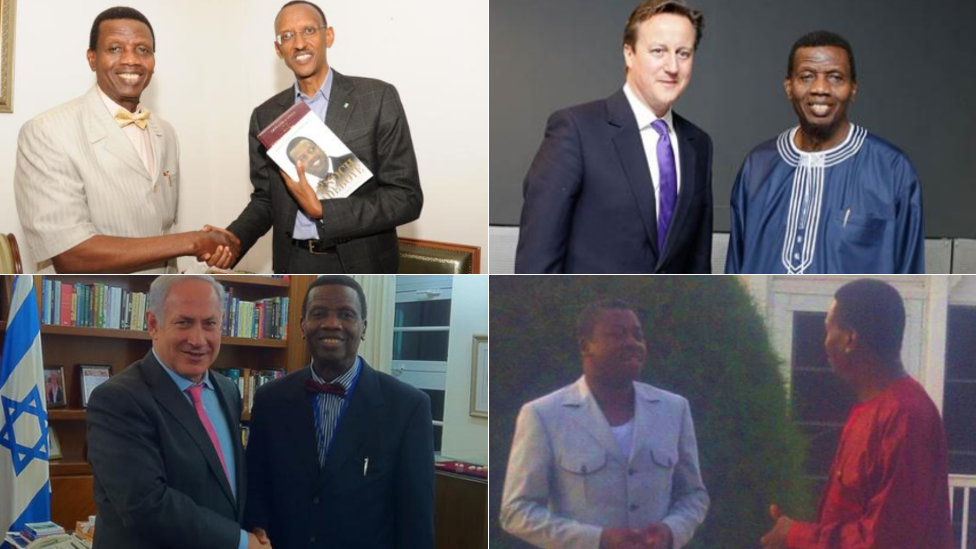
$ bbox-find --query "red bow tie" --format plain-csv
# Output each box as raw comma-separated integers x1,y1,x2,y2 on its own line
305,377,347,398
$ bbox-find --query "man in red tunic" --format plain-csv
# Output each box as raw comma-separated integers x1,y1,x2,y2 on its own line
761,278,952,549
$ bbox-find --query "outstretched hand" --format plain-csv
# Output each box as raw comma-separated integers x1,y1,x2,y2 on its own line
760,504,794,549
280,162,323,218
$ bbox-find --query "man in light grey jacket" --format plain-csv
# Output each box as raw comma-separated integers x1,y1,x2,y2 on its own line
501,299,709,549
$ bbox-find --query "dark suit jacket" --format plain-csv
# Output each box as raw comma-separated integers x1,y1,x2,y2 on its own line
86,352,245,549
227,71,423,274
514,90,713,273
244,360,435,549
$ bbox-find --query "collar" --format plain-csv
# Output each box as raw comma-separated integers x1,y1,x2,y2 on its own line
294,67,334,103
152,348,214,393
96,84,146,118
309,355,361,389
622,82,674,133
777,123,868,168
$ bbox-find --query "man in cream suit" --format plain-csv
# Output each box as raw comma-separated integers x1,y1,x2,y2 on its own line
501,299,709,549
13,6,237,273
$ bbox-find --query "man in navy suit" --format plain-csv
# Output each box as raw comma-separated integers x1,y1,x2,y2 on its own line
245,276,435,549
86,276,266,549
515,0,713,274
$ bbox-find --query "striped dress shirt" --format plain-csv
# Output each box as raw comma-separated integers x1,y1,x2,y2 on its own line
310,356,362,466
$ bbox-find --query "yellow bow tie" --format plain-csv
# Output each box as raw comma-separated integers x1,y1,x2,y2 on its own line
114,108,152,130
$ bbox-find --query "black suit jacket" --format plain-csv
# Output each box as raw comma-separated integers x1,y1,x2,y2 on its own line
86,352,245,549
228,71,423,274
514,90,713,273
245,360,435,549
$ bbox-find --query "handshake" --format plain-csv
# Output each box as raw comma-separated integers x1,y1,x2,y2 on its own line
193,225,242,270
247,528,272,549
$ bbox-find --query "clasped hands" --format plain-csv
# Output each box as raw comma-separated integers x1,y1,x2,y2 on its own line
601,523,673,549
196,225,241,269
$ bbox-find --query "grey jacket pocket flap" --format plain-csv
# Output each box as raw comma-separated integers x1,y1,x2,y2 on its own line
650,447,676,468
559,451,607,475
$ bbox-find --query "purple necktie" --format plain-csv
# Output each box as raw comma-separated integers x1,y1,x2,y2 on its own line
651,119,677,254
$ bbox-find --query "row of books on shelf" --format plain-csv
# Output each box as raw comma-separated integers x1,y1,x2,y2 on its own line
221,368,285,414
38,280,291,341
222,289,290,340
41,279,147,331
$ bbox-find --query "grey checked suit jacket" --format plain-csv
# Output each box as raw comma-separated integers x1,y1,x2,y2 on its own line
227,71,423,274
501,377,709,549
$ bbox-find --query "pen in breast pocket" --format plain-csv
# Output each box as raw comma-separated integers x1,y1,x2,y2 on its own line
363,457,369,477
843,208,851,227
163,170,173,187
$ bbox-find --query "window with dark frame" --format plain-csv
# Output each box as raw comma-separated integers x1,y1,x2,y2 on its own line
789,311,857,499
944,306,976,546
393,275,453,453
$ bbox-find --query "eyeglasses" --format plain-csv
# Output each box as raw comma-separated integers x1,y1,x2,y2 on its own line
276,25,328,46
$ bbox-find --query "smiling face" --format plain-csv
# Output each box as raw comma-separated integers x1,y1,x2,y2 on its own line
302,285,366,378
86,18,155,113
785,46,857,148
274,3,334,85
288,138,331,178
624,13,696,118
147,279,223,383
580,308,647,388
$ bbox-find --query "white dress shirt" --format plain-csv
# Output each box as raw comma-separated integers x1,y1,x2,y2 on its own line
97,86,156,177
622,83,682,220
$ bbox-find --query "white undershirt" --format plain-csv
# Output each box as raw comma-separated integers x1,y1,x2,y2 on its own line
622,83,682,220
609,417,636,459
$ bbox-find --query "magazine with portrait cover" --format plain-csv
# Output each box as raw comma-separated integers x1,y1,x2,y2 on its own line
257,101,373,199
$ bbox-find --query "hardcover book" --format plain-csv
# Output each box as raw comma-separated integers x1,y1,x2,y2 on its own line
257,101,373,200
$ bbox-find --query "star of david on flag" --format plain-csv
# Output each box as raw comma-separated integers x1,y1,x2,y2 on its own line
0,275,51,537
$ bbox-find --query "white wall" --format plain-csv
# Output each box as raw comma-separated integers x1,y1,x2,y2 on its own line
440,274,487,463
0,0,488,273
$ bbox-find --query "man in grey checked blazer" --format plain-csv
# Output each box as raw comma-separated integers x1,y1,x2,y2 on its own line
227,1,423,274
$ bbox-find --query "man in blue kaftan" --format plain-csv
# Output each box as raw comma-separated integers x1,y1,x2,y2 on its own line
725,31,924,274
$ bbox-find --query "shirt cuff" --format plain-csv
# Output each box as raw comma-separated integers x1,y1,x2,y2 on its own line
238,529,249,549
786,520,816,549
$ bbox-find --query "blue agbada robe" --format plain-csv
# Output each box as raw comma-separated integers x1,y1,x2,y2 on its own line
725,124,925,274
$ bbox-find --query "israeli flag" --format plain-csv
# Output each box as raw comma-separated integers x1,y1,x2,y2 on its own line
0,275,51,536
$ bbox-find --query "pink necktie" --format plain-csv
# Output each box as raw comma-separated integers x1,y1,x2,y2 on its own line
186,384,230,483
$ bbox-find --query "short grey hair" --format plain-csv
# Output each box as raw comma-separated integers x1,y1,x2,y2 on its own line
147,275,227,319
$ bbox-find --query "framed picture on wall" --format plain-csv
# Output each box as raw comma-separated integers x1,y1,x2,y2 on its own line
80,364,112,408
0,0,16,113
43,366,66,408
469,335,488,418
48,426,62,460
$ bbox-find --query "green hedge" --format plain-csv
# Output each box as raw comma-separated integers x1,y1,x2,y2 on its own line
489,276,813,549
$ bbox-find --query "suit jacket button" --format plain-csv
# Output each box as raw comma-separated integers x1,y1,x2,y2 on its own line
630,503,639,512
313,497,320,504
309,536,316,543
628,468,636,476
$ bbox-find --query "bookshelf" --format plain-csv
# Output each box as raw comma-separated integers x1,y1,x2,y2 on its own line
0,274,313,528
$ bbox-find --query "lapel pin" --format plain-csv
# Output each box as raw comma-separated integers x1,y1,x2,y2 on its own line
344,102,349,109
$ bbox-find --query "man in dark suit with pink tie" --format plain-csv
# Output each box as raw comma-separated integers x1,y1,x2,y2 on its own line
86,276,266,549
515,0,713,274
